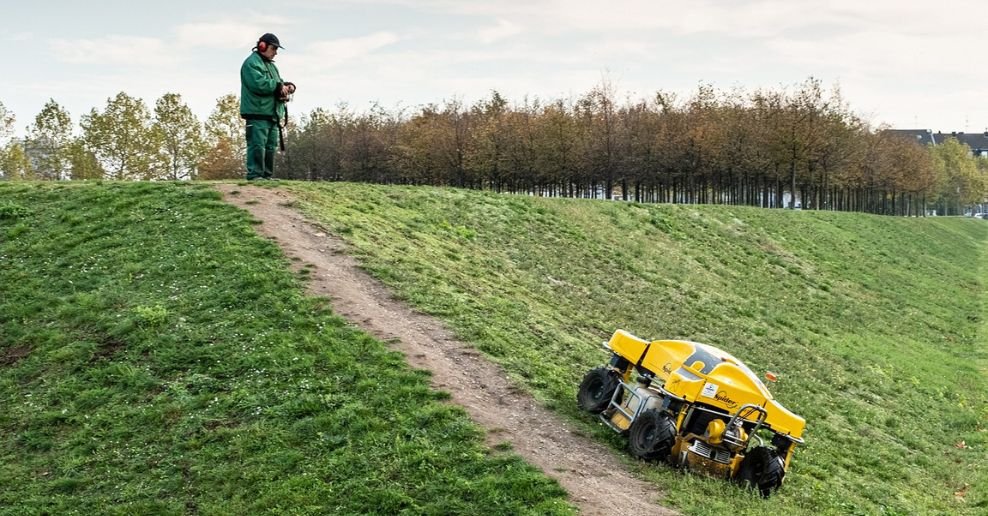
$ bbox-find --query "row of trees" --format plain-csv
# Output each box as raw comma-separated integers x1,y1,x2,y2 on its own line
0,93,245,182
2,79,986,215
281,80,987,216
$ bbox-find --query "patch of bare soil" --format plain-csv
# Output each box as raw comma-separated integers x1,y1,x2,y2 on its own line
91,336,126,362
0,345,31,367
216,184,675,515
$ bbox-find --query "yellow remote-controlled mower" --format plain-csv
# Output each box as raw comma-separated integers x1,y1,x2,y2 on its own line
578,330,806,497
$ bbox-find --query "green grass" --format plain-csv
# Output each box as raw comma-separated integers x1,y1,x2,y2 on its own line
0,182,572,515
285,182,988,515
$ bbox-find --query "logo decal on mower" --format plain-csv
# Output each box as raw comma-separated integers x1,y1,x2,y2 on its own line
714,391,738,409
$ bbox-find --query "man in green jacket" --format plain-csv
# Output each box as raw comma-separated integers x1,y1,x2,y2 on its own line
240,33,295,180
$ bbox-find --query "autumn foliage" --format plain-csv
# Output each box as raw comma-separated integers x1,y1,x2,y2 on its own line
2,78,986,216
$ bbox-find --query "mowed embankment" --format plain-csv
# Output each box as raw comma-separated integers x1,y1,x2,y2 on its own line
0,182,575,515
280,181,988,515
217,184,675,516
2,180,986,515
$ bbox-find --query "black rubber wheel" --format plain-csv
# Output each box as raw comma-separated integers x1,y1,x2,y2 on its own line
577,367,620,413
628,409,677,461
736,446,785,497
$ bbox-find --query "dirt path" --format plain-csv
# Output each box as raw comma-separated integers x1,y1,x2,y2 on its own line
217,184,675,516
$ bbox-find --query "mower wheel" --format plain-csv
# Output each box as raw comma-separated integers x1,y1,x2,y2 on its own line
577,367,620,413
628,409,677,461
736,446,785,497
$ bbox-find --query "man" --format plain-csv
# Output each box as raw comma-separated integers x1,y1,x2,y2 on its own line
240,33,295,180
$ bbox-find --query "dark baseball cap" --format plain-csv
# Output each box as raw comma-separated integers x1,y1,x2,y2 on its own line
258,33,284,50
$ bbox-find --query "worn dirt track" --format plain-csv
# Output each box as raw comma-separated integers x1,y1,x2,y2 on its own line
217,184,675,515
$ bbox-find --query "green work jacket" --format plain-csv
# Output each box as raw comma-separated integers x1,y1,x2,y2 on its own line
240,51,286,120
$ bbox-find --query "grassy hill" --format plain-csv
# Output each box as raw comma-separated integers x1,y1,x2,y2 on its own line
2,181,985,515
0,182,571,515
283,182,988,515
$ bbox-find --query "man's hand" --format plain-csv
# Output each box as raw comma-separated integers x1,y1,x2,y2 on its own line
278,82,296,101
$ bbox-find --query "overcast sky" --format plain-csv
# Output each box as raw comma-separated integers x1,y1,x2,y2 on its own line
2,1,985,137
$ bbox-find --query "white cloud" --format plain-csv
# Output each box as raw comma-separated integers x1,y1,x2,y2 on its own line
50,36,176,66
5,32,33,43
359,0,987,41
13,0,988,137
281,32,399,72
174,15,294,50
176,22,266,50
477,19,523,44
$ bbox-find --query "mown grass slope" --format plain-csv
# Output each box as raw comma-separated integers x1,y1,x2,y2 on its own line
0,182,572,515
287,182,988,515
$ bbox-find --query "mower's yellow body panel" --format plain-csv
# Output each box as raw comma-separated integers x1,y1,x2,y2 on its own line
607,330,805,440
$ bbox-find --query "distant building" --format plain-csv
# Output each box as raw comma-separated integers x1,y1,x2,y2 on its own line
886,129,988,157
886,129,938,146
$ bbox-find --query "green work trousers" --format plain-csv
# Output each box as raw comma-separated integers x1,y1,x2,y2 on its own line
245,118,279,180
